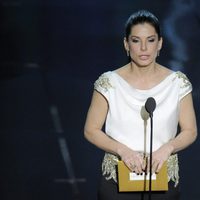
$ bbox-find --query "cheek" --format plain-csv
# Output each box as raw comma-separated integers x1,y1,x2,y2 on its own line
150,45,159,53
129,45,139,53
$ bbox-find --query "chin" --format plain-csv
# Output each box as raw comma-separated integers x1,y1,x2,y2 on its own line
138,64,151,68
134,58,155,67
133,60,153,67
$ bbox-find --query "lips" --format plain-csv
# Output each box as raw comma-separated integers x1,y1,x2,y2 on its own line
139,55,150,60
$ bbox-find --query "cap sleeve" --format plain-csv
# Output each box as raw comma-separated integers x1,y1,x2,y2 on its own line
94,72,113,100
176,71,192,100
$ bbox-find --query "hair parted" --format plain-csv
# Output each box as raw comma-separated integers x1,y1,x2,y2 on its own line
125,10,161,40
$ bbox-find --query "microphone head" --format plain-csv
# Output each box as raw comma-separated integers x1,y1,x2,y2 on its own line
140,106,150,121
145,97,156,115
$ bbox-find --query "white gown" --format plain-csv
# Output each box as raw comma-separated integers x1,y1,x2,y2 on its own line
94,70,192,154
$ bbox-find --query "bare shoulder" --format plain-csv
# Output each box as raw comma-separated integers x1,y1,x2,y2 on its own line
158,64,173,78
113,64,129,75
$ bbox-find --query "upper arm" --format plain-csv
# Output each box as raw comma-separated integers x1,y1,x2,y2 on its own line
179,93,197,134
84,90,109,133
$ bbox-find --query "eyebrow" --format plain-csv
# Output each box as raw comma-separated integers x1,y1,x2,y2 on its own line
130,35,157,39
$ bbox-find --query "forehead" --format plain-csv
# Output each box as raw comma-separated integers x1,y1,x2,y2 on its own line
130,23,157,37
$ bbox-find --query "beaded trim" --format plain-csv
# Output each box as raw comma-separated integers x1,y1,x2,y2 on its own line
174,71,191,88
94,73,113,92
102,152,179,187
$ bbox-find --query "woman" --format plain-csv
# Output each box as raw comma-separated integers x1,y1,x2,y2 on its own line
84,10,197,200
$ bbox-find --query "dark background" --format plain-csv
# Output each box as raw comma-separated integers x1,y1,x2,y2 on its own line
0,0,199,199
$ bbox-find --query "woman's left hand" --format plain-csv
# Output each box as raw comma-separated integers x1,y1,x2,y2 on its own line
147,143,174,174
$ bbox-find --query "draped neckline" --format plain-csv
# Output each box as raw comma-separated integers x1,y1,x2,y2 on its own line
112,70,175,93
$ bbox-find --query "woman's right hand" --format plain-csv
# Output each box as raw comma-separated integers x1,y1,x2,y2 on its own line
117,145,144,174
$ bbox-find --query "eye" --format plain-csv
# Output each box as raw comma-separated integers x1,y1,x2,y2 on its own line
131,38,139,43
148,38,156,42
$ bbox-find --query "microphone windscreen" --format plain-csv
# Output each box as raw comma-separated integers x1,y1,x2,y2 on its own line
145,97,156,114
140,106,149,121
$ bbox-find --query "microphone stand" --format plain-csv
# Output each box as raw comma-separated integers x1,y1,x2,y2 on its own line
148,111,153,200
144,97,156,200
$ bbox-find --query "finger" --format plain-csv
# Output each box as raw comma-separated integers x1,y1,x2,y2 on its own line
146,160,156,174
137,157,146,174
142,157,148,172
126,162,133,171
130,162,136,172
145,162,149,174
133,166,140,174
125,161,135,172
135,164,144,174
153,160,162,173
155,161,163,173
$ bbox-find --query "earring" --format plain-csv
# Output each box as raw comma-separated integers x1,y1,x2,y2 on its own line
157,50,160,57
127,51,130,57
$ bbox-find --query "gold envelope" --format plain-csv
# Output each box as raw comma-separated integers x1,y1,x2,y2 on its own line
118,161,168,192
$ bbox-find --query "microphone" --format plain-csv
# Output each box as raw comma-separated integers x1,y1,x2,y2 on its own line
144,97,156,200
145,97,156,117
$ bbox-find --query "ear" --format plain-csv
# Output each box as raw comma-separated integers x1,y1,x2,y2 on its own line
158,37,163,51
123,37,129,51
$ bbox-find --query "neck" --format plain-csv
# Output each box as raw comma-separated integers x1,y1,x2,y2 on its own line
129,61,159,78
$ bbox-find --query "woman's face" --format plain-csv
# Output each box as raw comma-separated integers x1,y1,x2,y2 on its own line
124,22,162,67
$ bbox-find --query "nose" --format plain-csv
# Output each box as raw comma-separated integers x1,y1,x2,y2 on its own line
141,41,147,51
